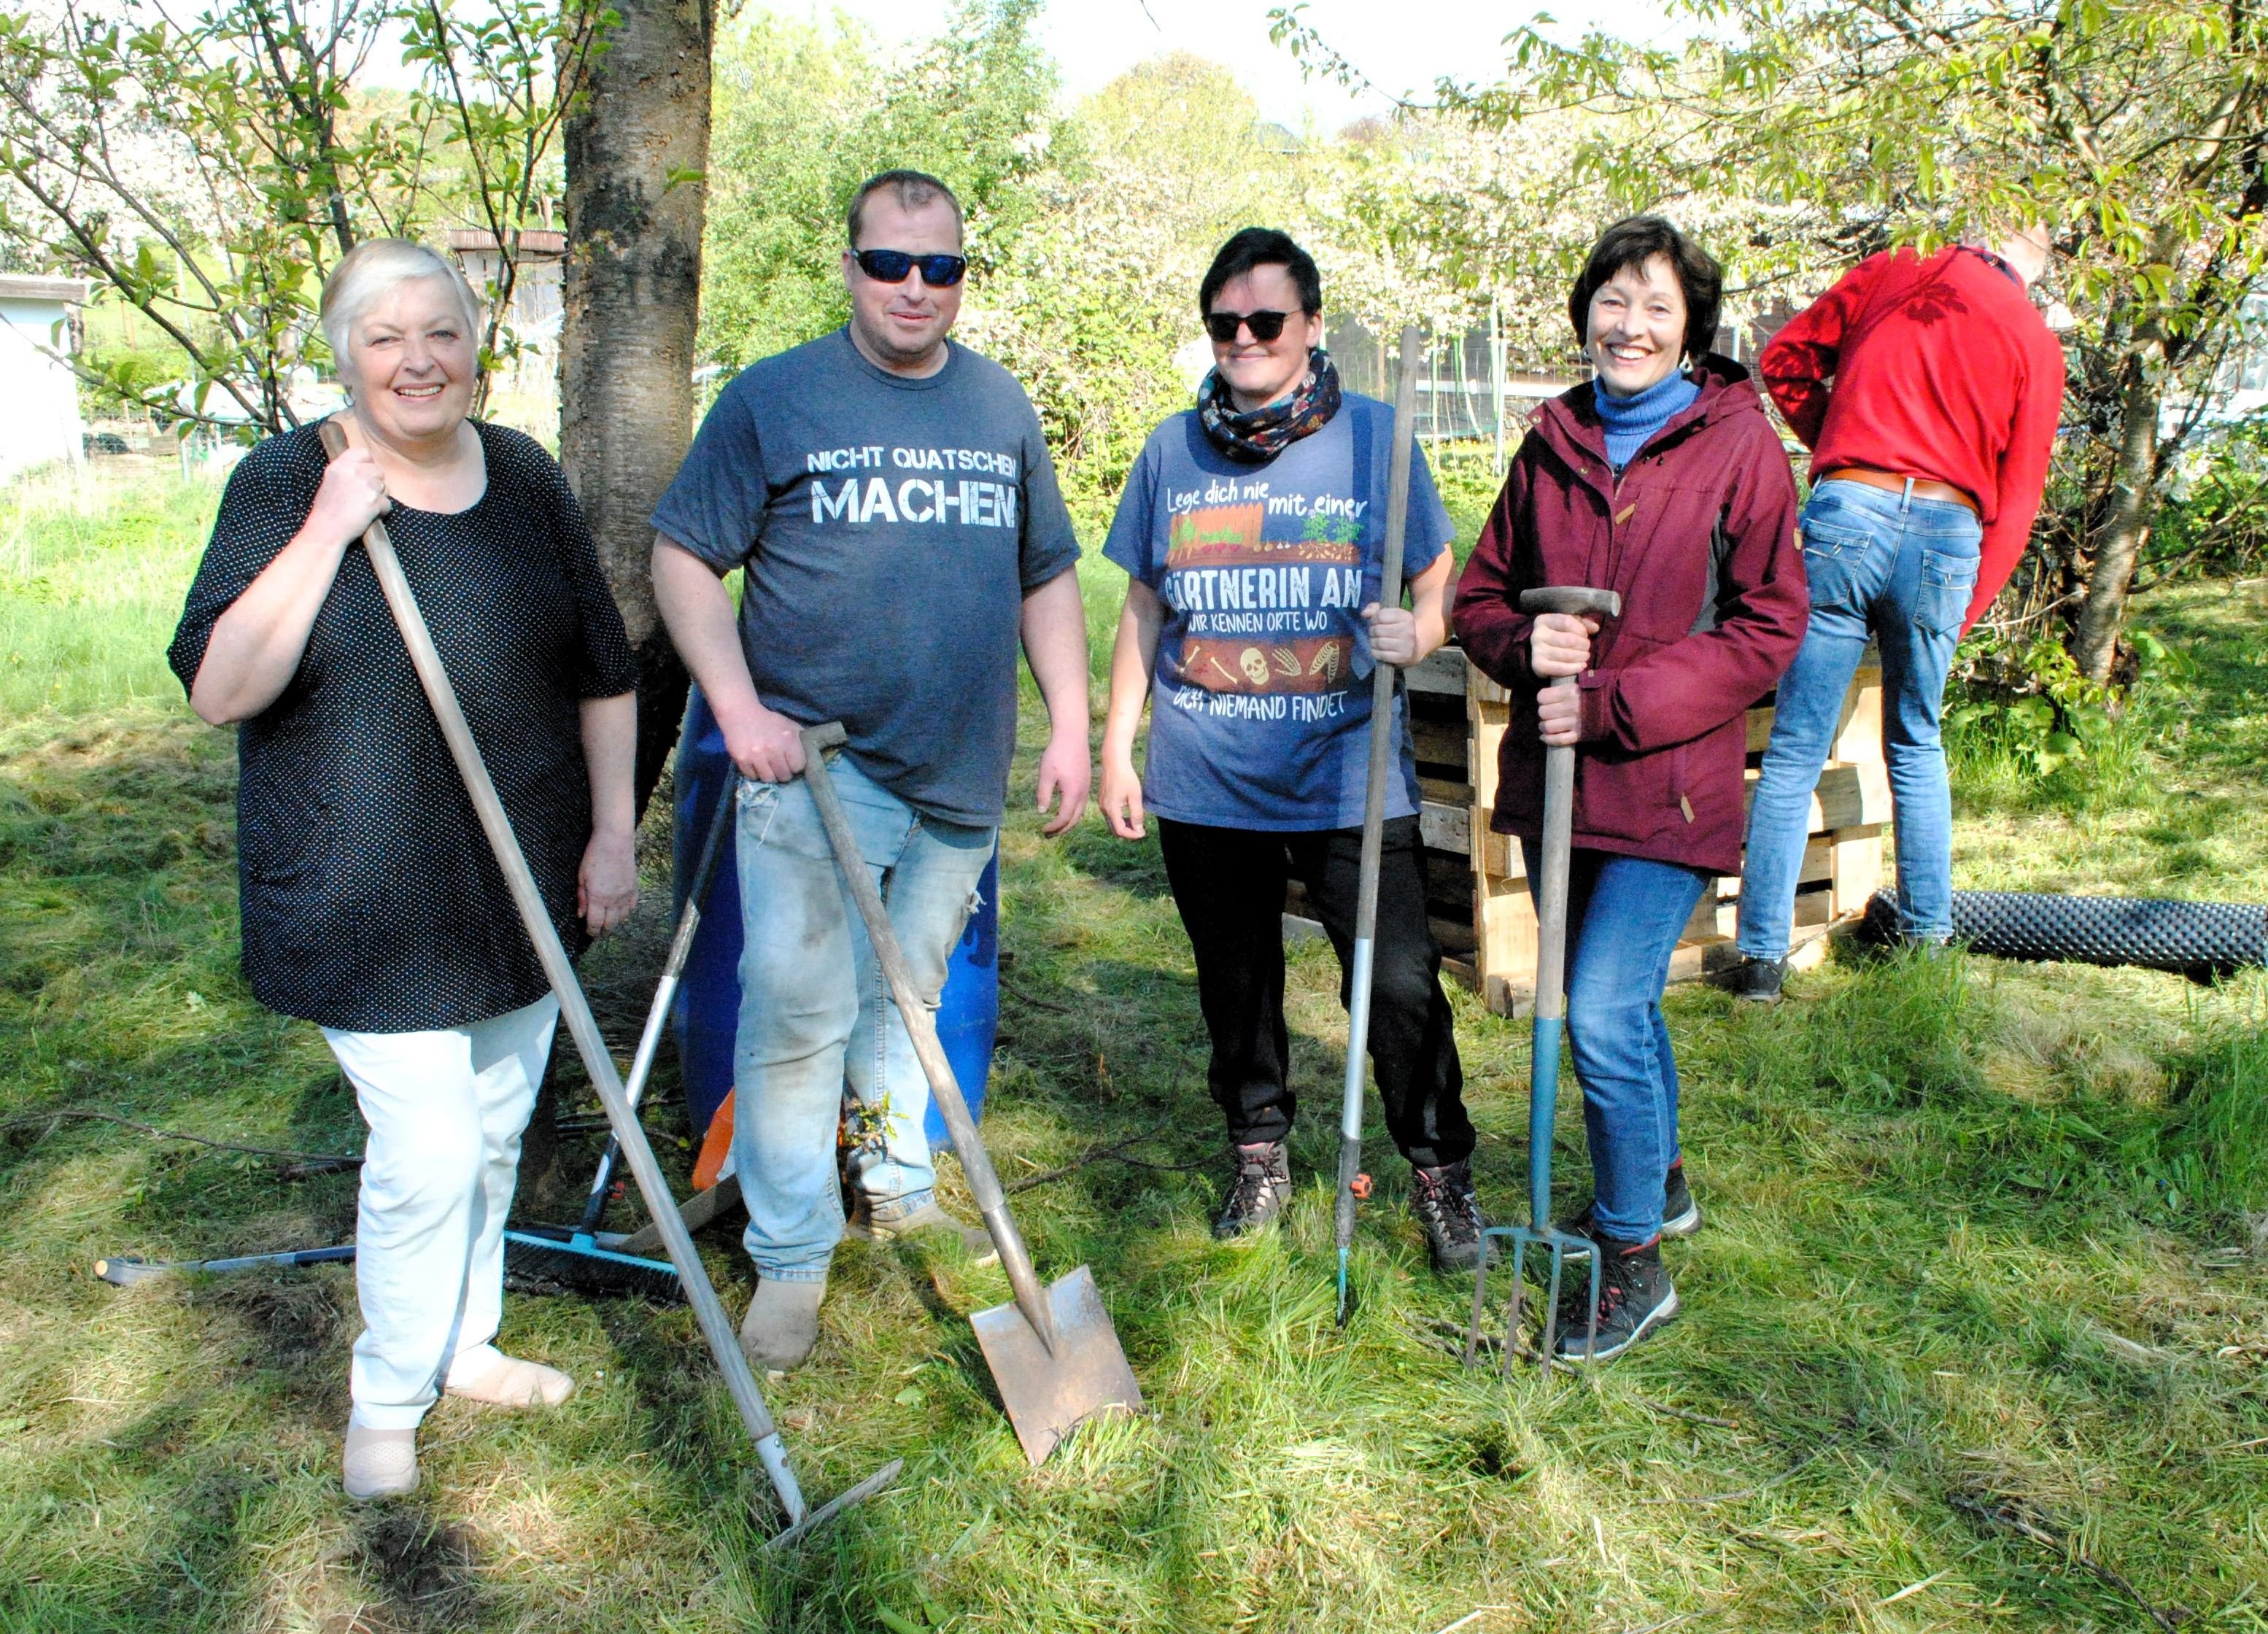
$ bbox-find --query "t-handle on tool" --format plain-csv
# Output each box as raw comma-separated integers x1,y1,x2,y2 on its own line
1466,584,1622,1375
797,722,1143,1464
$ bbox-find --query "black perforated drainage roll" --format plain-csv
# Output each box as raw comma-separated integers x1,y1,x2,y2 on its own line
1862,888,2268,979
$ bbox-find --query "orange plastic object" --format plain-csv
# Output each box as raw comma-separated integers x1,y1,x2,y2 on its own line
1350,1172,1373,1200
691,1088,736,1192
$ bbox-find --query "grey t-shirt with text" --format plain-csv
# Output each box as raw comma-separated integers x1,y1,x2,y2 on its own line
651,328,1082,826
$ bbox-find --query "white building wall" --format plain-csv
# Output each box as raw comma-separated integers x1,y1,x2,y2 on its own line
0,277,89,479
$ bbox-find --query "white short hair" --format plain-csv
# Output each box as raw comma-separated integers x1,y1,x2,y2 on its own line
320,239,484,388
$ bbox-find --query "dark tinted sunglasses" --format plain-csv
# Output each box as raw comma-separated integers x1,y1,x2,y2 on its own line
1204,309,1296,344
853,248,968,287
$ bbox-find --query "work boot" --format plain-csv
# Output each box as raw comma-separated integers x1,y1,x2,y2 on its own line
444,1344,575,1409
1732,956,1787,1002
738,1274,826,1373
1408,1157,1491,1273
844,1199,999,1266
1212,1139,1290,1240
342,1417,418,1501
1555,1234,1679,1363
1560,1159,1702,1242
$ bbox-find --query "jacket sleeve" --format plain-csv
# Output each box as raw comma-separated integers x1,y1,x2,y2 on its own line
1965,325,2067,632
1576,421,1809,751
1450,448,1537,686
1758,254,1884,449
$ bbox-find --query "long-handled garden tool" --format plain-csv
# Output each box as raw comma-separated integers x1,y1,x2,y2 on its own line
1333,322,1425,1328
1464,584,1622,1376
797,721,1142,1465
500,773,741,1303
314,420,897,1546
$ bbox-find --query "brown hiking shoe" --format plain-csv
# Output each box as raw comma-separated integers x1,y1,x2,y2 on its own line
1213,1140,1290,1240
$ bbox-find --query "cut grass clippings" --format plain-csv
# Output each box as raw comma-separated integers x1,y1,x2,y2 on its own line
2,467,2267,1630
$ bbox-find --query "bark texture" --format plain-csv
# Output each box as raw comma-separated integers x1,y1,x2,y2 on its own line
560,0,714,813
2072,351,2160,684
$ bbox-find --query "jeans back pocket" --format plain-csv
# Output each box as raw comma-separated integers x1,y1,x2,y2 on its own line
1916,546,1981,638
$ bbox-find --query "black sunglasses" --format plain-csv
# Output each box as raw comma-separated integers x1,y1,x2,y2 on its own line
853,248,969,287
1204,309,1297,344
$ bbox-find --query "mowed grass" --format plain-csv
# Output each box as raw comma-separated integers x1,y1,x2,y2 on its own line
1,468,2266,1632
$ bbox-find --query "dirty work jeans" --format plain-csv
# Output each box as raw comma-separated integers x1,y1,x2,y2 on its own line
1738,478,1983,957
1522,842,1710,1244
322,994,560,1430
731,754,993,1282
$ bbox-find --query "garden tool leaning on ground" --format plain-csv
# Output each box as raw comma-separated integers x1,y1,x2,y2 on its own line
1333,323,1425,1328
1464,584,1622,1376
304,419,899,1546
798,721,1143,1465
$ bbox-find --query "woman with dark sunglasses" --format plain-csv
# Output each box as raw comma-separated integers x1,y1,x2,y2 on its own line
1098,227,1484,1274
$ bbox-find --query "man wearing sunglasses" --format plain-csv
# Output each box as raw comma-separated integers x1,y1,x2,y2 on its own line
649,169,1089,1373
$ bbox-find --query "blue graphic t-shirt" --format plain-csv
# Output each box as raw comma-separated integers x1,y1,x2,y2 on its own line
1104,392,1452,832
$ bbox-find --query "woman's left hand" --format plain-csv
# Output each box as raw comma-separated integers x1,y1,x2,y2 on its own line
578,829,639,934
1365,604,1421,667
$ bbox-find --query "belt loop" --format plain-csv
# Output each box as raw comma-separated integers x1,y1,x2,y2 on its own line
1900,476,1914,513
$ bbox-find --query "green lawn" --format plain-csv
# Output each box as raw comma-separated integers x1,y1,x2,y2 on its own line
2,468,2265,1632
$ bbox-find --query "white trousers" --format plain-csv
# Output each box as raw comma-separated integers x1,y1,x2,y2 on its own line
323,994,560,1430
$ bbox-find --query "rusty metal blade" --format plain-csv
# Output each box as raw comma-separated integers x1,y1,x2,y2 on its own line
969,1265,1142,1465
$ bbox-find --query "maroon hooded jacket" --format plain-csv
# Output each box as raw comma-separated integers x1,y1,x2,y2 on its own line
1453,356,1808,877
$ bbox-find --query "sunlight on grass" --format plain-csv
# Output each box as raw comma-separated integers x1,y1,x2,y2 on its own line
2,478,2266,1630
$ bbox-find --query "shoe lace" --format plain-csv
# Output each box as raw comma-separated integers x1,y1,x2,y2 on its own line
1222,1148,1280,1217
1412,1169,1479,1246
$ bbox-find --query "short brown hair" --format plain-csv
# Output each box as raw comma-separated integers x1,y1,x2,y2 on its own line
846,170,964,248
1567,214,1723,363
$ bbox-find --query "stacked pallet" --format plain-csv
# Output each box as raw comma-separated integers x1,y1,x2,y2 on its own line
1350,646,1889,1017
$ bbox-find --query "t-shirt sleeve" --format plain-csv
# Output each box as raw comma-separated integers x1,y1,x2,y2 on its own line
166,437,306,700
1015,411,1083,592
1101,437,1161,586
649,376,769,572
1401,439,1453,580
534,445,640,698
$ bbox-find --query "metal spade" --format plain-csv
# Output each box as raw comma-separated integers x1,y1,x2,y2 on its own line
798,722,1143,1463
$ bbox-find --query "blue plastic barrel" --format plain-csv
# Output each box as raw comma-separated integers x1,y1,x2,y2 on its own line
670,689,996,1151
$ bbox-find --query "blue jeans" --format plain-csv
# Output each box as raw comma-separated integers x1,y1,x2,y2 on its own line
731,756,994,1282
1738,479,1982,957
1522,842,1710,1243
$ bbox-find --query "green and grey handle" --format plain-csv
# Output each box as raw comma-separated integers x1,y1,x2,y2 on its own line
1334,324,1425,1326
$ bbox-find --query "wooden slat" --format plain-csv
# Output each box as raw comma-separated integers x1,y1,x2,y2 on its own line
1406,646,1468,696
1410,713,1469,770
1419,799,1468,855
1741,760,1891,829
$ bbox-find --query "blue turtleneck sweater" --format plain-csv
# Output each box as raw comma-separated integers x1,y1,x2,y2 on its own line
1595,368,1700,471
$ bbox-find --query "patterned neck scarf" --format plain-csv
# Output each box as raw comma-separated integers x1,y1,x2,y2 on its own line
1197,349,1343,463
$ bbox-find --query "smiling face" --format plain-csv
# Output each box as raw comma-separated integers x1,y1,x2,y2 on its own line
345,275,478,448
1584,253,1690,398
1208,264,1325,414
843,191,964,376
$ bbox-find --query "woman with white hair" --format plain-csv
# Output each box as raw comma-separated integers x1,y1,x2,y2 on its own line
168,238,640,1499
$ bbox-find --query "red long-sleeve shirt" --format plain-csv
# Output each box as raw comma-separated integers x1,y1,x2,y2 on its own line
1759,246,2066,631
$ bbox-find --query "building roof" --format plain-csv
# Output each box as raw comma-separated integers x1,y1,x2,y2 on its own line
0,274,92,303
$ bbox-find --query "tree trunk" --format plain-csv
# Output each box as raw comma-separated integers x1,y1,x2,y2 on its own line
2070,349,2161,685
560,0,714,816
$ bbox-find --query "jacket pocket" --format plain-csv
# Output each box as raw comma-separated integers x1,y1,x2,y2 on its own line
1573,737,1678,845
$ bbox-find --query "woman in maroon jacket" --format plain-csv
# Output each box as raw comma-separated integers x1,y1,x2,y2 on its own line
1454,216,1808,1360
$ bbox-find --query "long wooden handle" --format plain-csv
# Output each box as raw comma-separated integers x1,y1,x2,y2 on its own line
314,419,806,1524
796,722,1058,1355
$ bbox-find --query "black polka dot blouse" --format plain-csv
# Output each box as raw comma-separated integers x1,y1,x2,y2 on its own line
169,421,639,1034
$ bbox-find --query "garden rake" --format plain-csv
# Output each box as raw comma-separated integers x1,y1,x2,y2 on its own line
1464,585,1622,1376
317,419,897,1546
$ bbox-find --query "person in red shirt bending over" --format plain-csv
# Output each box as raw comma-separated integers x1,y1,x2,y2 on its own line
1733,227,2064,1000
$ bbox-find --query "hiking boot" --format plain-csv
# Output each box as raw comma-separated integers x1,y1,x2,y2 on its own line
738,1273,825,1373
1732,956,1787,1002
1555,1234,1679,1363
1409,1157,1492,1273
1213,1139,1290,1240
1560,1160,1702,1242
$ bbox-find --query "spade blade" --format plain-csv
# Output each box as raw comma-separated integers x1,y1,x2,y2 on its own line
969,1264,1143,1465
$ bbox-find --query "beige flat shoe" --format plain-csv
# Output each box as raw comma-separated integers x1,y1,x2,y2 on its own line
738,1275,825,1373
444,1344,574,1409
343,1420,418,1501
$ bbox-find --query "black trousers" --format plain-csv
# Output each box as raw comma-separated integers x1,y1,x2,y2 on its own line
1156,816,1474,1170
